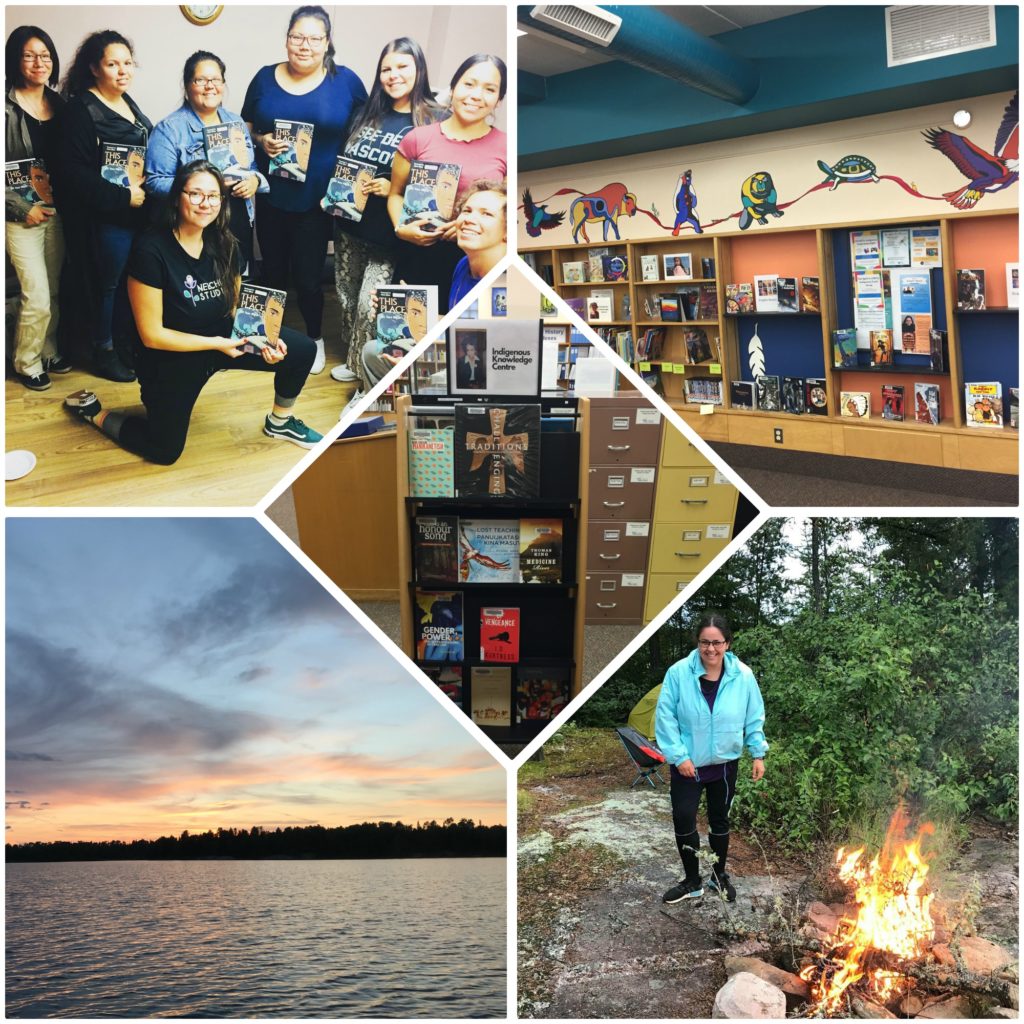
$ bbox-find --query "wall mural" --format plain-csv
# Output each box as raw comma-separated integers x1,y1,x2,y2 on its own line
518,92,1019,240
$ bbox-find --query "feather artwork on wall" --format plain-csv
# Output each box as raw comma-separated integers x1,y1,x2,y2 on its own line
748,322,765,378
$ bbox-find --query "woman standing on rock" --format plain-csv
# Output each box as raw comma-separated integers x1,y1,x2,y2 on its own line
655,613,767,904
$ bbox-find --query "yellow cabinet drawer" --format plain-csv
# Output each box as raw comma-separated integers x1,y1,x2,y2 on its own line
653,468,737,522
648,524,730,573
644,572,696,622
660,426,711,468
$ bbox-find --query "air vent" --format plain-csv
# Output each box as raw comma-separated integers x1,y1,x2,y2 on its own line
530,4,622,46
886,6,996,67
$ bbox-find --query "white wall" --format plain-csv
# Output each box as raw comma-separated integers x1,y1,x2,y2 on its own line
6,5,507,129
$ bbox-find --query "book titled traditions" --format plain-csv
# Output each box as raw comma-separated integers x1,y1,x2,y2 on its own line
964,382,1003,428
480,606,520,662
881,384,905,421
202,121,251,182
408,426,454,497
470,666,511,727
100,143,146,189
414,515,459,583
459,519,519,583
402,159,460,226
454,405,541,498
376,285,437,355
414,589,463,662
322,155,377,221
519,519,563,583
5,158,52,205
269,120,313,181
231,283,287,355
516,666,571,724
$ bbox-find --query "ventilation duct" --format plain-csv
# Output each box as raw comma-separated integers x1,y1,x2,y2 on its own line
525,4,759,105
886,5,997,67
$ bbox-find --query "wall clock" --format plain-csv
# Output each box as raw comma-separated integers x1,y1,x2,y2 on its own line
180,5,224,26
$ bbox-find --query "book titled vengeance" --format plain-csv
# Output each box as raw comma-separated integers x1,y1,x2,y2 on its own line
402,159,460,226
414,590,463,662
459,519,519,583
408,427,454,497
202,121,251,182
269,120,313,181
454,405,541,498
322,155,377,221
231,284,287,355
480,606,520,662
414,515,459,583
100,143,146,189
519,519,563,584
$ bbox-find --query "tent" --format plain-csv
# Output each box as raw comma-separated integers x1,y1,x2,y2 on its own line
627,684,662,741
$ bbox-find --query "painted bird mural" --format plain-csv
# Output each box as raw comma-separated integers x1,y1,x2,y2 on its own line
522,188,565,237
922,92,1018,210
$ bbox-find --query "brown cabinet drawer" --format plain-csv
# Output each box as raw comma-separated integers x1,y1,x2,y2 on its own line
661,425,713,467
584,570,646,623
653,469,737,523
644,573,696,622
586,520,651,572
648,524,730,573
588,466,656,519
589,405,662,465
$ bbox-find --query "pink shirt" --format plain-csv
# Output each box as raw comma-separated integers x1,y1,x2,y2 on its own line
398,121,507,201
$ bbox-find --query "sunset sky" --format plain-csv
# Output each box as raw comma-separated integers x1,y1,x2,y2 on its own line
6,519,505,844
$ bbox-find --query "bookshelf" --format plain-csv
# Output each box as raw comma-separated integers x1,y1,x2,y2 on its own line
523,209,1019,474
395,393,589,747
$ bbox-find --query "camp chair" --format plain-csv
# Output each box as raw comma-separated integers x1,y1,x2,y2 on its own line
615,726,667,788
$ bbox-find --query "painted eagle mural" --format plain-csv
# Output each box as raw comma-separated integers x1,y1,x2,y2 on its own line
923,92,1018,210
521,188,565,237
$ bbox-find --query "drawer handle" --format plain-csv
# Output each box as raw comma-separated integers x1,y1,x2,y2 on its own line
607,444,631,451
599,553,621,561
680,499,709,505
603,500,626,508
674,551,701,558
596,602,618,609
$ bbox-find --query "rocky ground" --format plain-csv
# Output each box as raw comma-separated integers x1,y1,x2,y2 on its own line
517,728,1019,1019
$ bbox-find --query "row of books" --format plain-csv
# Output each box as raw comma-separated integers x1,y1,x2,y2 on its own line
562,249,629,284
639,253,715,282
726,276,820,315
415,515,563,584
421,662,571,727
415,592,526,662
833,327,945,370
645,286,717,322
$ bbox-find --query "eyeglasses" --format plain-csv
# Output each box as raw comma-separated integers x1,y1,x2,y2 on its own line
22,53,53,64
192,77,224,87
698,639,726,649
287,33,326,47
184,190,223,206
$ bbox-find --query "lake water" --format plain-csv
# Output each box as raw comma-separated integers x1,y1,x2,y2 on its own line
6,858,505,1018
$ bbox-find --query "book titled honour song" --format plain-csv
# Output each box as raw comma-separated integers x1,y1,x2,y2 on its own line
321,155,377,221
5,158,52,205
480,606,520,662
231,284,287,355
454,405,541,498
269,119,313,182
202,121,251,182
100,143,146,189
414,515,459,583
402,159,460,226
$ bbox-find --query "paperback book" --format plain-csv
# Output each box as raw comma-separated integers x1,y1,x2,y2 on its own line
480,606,520,662
697,283,718,319
587,252,605,282
700,256,716,279
833,328,859,368
805,378,828,415
422,665,463,707
269,120,313,181
376,285,436,356
602,254,628,281
414,590,463,662
755,375,781,412
231,284,286,355
881,384,905,421
928,329,946,372
402,159,460,225
964,381,1003,428
777,276,799,312
454,405,541,498
408,427,454,497
658,294,682,322
202,121,251,182
100,143,146,189
870,329,893,366
730,380,754,409
683,327,713,364
5,157,52,205
840,391,870,418
800,276,821,313
322,155,377,221
955,268,986,311
470,666,511,727
519,518,563,583
640,254,660,281
516,666,572,724
1010,387,1019,429
414,515,459,583
458,519,519,583
562,261,586,284
725,283,754,314
754,274,779,312
587,294,613,322
782,376,806,414
683,378,723,405
914,382,940,425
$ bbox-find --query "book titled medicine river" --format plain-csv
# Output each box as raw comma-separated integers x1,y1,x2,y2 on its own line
454,405,541,498
231,284,287,355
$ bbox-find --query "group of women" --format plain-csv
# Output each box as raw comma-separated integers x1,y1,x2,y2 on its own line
6,6,507,465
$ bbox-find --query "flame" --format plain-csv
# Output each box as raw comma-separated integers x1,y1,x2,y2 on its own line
801,805,935,1015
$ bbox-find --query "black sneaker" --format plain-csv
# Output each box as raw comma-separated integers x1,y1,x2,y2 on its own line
662,877,703,904
65,389,102,420
707,871,736,903
20,372,51,391
94,348,135,383
44,356,73,375
263,415,323,449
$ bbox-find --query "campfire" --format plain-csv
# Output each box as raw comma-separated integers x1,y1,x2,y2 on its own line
800,805,936,1016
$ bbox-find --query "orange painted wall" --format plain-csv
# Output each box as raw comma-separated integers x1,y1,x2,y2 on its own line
729,230,820,284
836,371,952,424
950,214,1019,307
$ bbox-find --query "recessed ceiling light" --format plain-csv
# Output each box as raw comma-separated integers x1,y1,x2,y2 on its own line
953,109,972,128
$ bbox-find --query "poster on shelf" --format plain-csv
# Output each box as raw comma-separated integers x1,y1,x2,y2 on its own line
891,268,933,354
850,230,882,274
447,319,542,396
853,271,886,343
881,228,910,268
910,226,942,267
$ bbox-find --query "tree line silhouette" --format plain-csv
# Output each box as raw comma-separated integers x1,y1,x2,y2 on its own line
6,819,505,862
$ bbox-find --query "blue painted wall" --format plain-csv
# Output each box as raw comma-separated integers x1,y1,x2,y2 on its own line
520,5,1019,169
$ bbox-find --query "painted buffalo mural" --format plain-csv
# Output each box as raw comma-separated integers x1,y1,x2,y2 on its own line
569,183,638,242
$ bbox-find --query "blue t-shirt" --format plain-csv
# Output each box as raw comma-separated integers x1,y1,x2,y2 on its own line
449,256,479,308
242,63,367,213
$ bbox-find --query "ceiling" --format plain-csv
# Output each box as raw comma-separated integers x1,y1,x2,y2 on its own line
517,4,819,77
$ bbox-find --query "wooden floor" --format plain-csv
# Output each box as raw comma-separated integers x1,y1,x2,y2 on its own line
5,297,357,507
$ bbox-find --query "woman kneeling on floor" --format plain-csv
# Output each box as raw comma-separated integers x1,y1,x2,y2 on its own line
66,159,323,464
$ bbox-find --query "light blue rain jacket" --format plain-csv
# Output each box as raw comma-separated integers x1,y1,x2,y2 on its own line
654,649,768,769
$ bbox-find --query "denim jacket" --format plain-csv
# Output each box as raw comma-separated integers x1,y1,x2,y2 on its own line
144,103,267,222
655,649,769,769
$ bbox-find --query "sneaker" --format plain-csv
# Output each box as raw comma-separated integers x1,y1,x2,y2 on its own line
44,356,73,374
94,347,135,383
339,389,366,419
330,364,359,382
662,878,703,904
65,389,102,419
310,337,326,375
707,871,736,903
20,372,51,391
263,415,323,449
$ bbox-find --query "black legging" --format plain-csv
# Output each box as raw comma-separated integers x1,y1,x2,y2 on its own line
670,759,737,881
111,326,315,465
254,198,330,337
